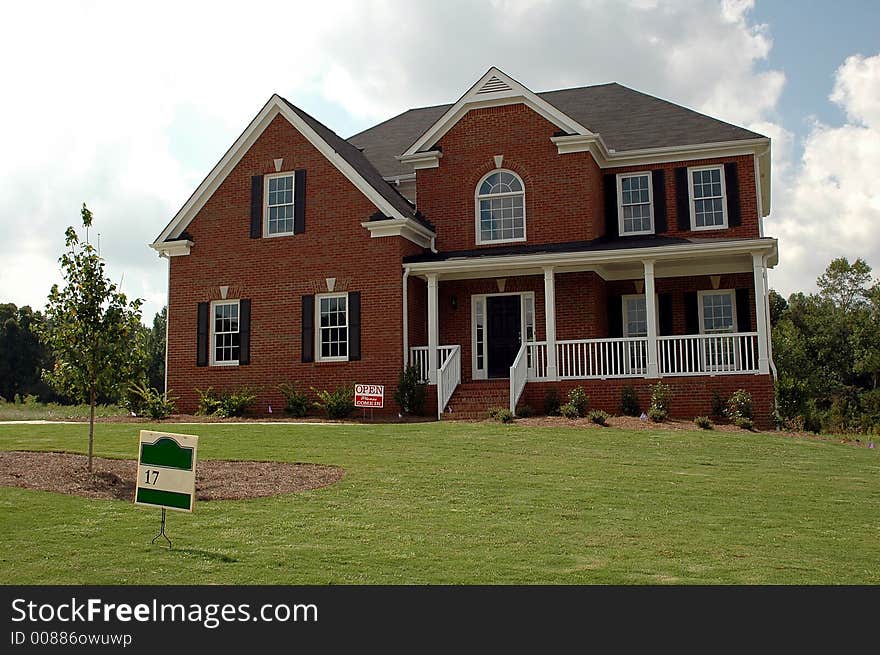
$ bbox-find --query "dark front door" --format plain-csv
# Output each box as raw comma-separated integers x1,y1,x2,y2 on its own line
487,295,522,378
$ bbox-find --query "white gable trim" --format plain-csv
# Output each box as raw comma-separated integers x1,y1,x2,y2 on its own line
399,67,595,159
153,95,425,247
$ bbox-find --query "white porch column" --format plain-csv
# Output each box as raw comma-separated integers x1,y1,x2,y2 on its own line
752,253,770,374
643,260,660,378
543,266,558,380
427,273,439,384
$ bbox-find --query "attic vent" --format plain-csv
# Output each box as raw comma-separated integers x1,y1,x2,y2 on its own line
476,75,512,95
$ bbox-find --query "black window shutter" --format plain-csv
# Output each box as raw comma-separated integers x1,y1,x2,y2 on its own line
736,288,751,332
674,167,691,231
197,302,209,366
603,174,619,239
658,293,673,336
348,292,361,361
301,295,315,363
607,295,623,337
250,175,264,238
294,169,306,234
239,299,251,365
651,169,667,233
724,162,741,227
684,292,699,334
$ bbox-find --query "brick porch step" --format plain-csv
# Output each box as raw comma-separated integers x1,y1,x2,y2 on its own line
440,380,509,420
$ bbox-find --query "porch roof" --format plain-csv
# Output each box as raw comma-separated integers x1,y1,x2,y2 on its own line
403,236,778,280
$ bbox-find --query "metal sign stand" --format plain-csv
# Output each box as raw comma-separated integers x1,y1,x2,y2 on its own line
151,508,172,549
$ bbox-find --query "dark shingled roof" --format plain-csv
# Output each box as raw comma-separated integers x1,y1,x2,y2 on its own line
280,98,418,221
403,235,772,263
349,83,765,179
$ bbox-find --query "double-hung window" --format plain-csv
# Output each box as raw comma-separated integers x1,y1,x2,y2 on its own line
265,173,295,237
699,290,737,370
475,170,526,244
689,166,727,230
211,300,240,365
617,172,654,235
317,293,348,361
621,294,654,374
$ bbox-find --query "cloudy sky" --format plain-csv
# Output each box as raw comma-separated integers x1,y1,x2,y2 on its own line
1,0,878,322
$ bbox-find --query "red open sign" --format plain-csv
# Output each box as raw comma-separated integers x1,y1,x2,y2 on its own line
354,384,384,408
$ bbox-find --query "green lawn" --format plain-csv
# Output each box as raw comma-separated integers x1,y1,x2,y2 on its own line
0,399,128,421
1,421,877,584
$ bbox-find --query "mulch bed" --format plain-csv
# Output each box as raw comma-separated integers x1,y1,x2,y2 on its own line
0,451,344,502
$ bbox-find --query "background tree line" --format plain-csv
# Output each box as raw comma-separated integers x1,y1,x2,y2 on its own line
0,303,166,404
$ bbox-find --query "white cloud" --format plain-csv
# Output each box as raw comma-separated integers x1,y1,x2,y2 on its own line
769,53,880,295
0,0,788,321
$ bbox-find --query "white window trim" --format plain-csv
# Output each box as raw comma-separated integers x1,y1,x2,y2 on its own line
209,299,240,367
688,165,728,231
616,172,654,236
470,291,535,379
621,293,659,337
474,169,527,246
316,292,349,362
263,172,296,238
698,289,737,334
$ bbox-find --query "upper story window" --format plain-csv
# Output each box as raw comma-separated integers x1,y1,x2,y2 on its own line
475,170,526,244
617,172,654,235
689,166,727,230
265,173,295,237
211,300,240,365
317,293,348,361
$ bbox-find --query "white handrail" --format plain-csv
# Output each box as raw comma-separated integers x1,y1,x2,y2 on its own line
409,345,456,383
555,337,648,379
436,345,461,419
509,342,529,413
658,332,758,376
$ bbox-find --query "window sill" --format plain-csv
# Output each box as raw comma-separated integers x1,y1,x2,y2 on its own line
620,229,655,237
210,361,240,367
263,231,296,239
476,237,527,246
689,224,728,232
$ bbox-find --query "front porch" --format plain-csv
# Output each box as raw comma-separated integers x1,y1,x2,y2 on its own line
403,238,777,419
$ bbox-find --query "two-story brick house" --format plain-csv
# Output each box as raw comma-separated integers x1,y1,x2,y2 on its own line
152,68,777,425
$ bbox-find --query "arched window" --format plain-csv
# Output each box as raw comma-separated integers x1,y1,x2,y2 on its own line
475,170,525,244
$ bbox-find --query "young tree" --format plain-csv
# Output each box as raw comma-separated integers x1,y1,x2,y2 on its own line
39,204,145,471
146,306,167,393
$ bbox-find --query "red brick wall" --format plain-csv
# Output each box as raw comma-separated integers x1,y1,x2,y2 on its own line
167,114,419,416
414,103,760,248
520,375,775,429
416,104,602,251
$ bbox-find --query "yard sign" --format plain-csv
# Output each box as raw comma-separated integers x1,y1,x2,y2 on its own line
354,384,384,408
134,430,198,513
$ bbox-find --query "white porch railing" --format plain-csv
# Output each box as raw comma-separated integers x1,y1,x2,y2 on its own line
555,337,649,379
527,342,548,380
409,345,456,383
509,342,529,412
436,345,462,419
658,332,759,376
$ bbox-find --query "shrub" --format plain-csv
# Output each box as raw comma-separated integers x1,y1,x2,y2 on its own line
858,388,880,432
725,389,753,424
694,415,713,430
567,386,589,417
312,385,354,420
127,381,177,419
543,388,561,416
559,403,580,420
620,385,640,417
649,381,672,422
394,364,427,416
494,408,515,423
589,409,610,425
196,386,256,418
515,404,534,418
279,383,310,418
710,391,725,418
487,407,504,419
734,416,754,430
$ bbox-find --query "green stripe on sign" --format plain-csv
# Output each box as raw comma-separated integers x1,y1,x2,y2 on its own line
136,487,192,510
140,438,193,470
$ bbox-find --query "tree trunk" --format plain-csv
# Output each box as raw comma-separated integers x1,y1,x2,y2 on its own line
88,389,96,472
